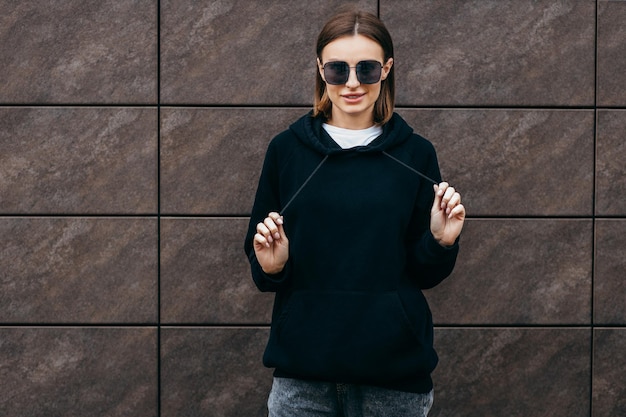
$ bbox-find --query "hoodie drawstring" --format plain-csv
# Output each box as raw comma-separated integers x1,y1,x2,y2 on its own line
279,155,330,215
382,151,439,185
280,152,438,216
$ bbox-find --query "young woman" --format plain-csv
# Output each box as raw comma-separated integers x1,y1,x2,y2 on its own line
244,8,465,417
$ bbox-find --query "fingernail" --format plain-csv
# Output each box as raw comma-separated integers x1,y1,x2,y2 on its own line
274,233,280,240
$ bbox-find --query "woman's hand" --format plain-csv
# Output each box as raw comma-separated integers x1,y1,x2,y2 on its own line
253,212,289,274
430,182,466,247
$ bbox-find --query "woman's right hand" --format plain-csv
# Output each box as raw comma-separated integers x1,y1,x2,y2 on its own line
253,212,289,274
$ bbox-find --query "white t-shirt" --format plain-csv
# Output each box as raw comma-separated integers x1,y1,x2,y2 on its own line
322,123,383,149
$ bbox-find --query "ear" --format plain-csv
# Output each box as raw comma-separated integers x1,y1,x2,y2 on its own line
317,57,326,82
381,57,393,81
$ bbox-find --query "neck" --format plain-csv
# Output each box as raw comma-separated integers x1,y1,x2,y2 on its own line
328,111,375,130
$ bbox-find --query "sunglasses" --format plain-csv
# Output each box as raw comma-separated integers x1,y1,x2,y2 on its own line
322,60,383,85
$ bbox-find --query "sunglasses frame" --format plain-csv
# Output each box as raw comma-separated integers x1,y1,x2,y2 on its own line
322,60,383,85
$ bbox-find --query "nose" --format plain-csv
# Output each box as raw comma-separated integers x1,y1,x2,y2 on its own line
345,67,360,88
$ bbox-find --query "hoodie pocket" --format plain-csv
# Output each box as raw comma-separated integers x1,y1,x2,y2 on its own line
268,290,436,383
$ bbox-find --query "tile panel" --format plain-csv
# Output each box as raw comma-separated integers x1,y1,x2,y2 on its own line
161,327,272,417
0,218,158,323
431,328,590,417
0,0,157,103
426,219,593,325
0,107,157,214
160,218,272,324
397,109,594,216
0,327,158,416
382,0,595,106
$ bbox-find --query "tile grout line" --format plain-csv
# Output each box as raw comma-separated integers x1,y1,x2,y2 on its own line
156,1,162,416
590,1,599,416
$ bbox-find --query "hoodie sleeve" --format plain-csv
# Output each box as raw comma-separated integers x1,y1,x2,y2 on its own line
244,138,292,292
405,138,460,289
410,230,459,289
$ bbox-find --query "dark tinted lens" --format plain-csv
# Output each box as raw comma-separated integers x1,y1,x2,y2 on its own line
323,61,350,85
356,60,382,84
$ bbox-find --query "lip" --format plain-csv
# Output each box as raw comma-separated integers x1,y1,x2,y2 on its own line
341,92,365,103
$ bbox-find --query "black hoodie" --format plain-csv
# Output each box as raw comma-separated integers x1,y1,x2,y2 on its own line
244,112,459,393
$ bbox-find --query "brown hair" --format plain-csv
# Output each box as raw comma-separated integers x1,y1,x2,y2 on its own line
313,8,395,125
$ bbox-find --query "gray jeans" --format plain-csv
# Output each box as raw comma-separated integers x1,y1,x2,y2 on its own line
268,377,434,417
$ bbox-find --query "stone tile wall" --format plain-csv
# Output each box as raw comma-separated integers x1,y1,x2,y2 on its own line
0,1,623,416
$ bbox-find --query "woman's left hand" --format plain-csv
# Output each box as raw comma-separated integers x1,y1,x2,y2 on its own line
430,182,466,247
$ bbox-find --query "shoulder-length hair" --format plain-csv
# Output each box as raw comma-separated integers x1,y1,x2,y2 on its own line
313,8,395,125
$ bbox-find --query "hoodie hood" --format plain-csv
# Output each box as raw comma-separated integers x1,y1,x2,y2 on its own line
290,112,415,155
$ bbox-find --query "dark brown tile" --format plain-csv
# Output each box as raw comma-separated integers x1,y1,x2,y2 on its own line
161,327,272,417
0,107,158,214
382,0,595,106
597,1,626,106
426,219,592,325
594,220,626,325
593,329,626,417
0,218,157,323
431,328,590,417
160,0,376,105
160,218,272,324
397,109,594,216
0,327,157,417
596,110,626,216
0,1,157,104
160,108,304,215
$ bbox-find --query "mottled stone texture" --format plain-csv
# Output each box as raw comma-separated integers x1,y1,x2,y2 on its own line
160,218,272,324
596,110,626,216
0,327,157,417
0,107,158,214
160,327,272,417
0,218,158,323
597,1,626,106
426,219,592,325
594,220,626,325
382,0,595,106
0,1,622,416
160,108,304,214
593,329,626,417
431,328,591,417
0,0,157,103
397,109,594,216
160,0,376,105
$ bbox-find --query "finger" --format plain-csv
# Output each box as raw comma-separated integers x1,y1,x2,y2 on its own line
448,203,466,219
441,186,456,209
432,182,446,211
263,217,281,240
435,182,449,196
253,232,270,248
256,221,274,243
442,186,455,201
445,192,461,213
267,212,286,240
268,212,283,226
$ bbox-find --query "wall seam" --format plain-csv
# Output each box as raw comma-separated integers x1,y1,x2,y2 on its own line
156,1,162,416
590,1,599,416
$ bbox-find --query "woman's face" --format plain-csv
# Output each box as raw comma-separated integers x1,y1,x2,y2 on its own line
318,34,393,129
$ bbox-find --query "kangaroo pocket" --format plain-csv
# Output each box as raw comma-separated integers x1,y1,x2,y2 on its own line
266,290,437,384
